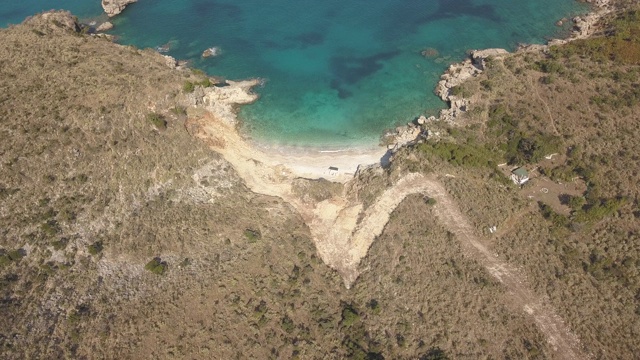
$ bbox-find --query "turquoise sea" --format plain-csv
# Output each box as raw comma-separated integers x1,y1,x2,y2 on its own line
1,0,589,147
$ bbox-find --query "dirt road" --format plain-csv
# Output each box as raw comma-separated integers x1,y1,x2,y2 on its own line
344,173,587,360
192,112,586,359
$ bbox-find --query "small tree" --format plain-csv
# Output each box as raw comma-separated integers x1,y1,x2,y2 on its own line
341,304,360,327
146,112,167,130
145,257,168,275
87,241,103,255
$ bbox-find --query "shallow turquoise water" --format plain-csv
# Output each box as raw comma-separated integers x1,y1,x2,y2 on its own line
1,0,589,147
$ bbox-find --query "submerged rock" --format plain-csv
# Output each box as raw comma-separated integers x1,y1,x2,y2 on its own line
421,48,439,58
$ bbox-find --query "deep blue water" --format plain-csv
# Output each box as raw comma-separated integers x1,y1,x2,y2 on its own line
1,0,589,147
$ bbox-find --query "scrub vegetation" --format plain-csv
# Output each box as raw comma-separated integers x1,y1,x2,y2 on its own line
1,4,639,359
391,4,640,358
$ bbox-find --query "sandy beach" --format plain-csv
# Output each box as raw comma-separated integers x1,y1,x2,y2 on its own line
183,79,391,188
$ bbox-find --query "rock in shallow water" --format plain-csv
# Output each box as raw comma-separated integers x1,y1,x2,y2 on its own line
202,47,221,58
96,21,113,32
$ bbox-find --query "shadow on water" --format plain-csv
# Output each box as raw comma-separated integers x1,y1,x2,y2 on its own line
421,0,501,23
375,0,501,41
290,32,325,46
330,51,400,99
192,1,243,21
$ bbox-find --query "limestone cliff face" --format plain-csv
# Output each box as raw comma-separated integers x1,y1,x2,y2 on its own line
101,0,137,17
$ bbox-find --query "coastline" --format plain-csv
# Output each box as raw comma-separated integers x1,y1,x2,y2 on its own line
86,0,614,182
434,0,612,126
176,78,389,183
180,1,612,183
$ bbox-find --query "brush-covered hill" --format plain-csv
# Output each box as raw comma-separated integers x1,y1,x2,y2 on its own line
390,4,640,358
0,11,555,360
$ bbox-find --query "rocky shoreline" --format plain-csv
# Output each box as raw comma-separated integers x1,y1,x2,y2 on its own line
430,0,613,128
90,0,617,161
375,0,616,156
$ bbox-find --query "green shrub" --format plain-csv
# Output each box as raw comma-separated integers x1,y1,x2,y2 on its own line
183,81,195,93
449,85,463,96
0,255,11,267
87,241,103,255
281,316,295,333
417,141,499,168
199,78,212,88
538,202,568,228
40,219,59,236
536,59,564,74
145,257,168,275
0,249,25,267
420,348,449,360
146,112,167,130
551,8,640,65
52,238,69,251
367,299,381,315
341,305,360,327
541,75,555,84
573,197,625,224
244,229,261,243
480,79,493,91
179,257,191,267
505,133,562,165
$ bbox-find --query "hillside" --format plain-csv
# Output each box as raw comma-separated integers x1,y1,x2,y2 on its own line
390,4,640,358
0,11,549,359
1,4,639,360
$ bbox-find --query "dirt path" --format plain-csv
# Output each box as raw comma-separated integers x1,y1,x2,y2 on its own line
190,112,586,360
346,173,587,360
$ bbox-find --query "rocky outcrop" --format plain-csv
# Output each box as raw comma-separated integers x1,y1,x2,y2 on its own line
181,79,261,125
571,12,604,39
162,55,178,69
433,48,509,123
25,11,81,33
101,0,137,17
471,48,509,70
435,58,480,123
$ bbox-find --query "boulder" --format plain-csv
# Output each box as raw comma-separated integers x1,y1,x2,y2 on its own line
96,21,113,32
202,47,220,58
101,0,137,17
